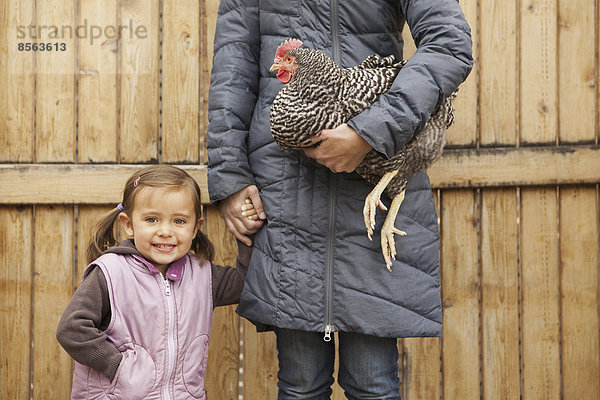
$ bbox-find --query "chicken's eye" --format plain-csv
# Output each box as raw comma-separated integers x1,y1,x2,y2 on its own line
286,56,292,62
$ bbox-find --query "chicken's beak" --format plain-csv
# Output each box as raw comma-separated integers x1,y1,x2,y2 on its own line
270,63,281,72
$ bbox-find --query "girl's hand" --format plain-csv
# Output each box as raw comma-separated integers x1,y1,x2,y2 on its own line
242,198,259,221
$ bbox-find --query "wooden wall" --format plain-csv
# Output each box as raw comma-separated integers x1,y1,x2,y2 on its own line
1,0,599,399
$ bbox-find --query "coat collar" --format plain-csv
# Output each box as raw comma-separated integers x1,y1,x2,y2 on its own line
106,239,187,281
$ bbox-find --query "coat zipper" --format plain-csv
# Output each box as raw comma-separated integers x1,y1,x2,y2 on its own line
330,0,341,65
323,0,340,342
324,175,336,342
161,276,176,400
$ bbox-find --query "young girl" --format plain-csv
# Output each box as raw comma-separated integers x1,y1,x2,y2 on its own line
57,164,252,400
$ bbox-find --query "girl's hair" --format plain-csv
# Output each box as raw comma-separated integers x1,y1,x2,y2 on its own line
86,164,215,264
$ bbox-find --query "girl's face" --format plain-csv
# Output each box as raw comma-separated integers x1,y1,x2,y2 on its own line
119,186,201,275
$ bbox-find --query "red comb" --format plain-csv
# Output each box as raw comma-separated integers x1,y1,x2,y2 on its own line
275,39,303,59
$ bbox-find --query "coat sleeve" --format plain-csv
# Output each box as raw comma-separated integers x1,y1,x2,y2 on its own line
56,266,122,381
211,241,252,307
347,0,473,159
206,0,260,204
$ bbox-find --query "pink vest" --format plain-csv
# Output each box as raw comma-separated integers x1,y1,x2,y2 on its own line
70,253,213,400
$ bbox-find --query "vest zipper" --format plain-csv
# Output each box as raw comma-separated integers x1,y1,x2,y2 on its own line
324,0,340,342
161,276,176,400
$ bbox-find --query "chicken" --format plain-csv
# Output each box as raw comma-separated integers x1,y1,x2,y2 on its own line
269,39,455,271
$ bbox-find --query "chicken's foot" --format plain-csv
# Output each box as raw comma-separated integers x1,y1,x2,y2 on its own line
363,170,398,240
381,191,407,271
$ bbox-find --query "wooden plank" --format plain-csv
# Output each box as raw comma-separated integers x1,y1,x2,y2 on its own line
331,333,346,399
520,187,560,400
0,206,33,399
558,0,596,144
32,206,74,399
480,189,520,399
440,190,481,400
162,0,200,163
200,0,221,163
207,305,240,399
0,0,35,162
242,321,278,398
0,164,208,204
402,338,441,400
520,0,558,145
119,0,160,163
77,0,119,163
4,146,600,204
447,0,478,147
401,21,416,59
429,146,600,188
559,186,600,399
35,0,76,162
204,205,240,399
479,0,517,146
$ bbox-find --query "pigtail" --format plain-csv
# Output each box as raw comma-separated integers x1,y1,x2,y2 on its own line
191,230,215,263
85,207,122,264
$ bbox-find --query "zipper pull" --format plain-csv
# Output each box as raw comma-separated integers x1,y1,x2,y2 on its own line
164,278,171,296
323,324,332,342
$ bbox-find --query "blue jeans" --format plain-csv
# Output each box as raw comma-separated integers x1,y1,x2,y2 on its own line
275,328,402,399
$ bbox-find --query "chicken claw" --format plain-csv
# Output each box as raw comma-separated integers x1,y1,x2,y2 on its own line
363,170,398,240
381,191,406,271
363,192,387,240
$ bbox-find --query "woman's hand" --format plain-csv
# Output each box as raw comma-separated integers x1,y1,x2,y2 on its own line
219,185,266,246
302,123,372,173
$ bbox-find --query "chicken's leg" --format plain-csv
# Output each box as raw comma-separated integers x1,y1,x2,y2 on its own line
363,170,398,240
381,191,407,271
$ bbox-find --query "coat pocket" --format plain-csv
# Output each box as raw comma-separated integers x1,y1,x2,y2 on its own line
182,334,210,398
259,0,299,16
94,344,157,400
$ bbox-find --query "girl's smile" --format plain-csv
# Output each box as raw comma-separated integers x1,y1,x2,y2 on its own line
154,244,175,251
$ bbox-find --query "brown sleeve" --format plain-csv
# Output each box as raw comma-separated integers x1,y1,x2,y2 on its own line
211,240,252,307
56,266,122,381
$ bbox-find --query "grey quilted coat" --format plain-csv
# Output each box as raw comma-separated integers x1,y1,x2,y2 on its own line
207,0,473,338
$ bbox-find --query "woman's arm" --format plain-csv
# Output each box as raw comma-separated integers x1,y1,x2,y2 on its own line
207,0,261,204
348,0,473,158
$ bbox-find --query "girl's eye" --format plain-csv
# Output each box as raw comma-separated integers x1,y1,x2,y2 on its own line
174,218,187,225
145,217,158,223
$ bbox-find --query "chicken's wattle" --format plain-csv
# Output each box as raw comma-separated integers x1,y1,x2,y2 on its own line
277,69,292,84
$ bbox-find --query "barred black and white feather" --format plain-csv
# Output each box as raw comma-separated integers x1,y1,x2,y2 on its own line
270,45,455,199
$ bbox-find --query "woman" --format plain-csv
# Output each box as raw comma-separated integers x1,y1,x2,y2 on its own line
207,1,473,397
